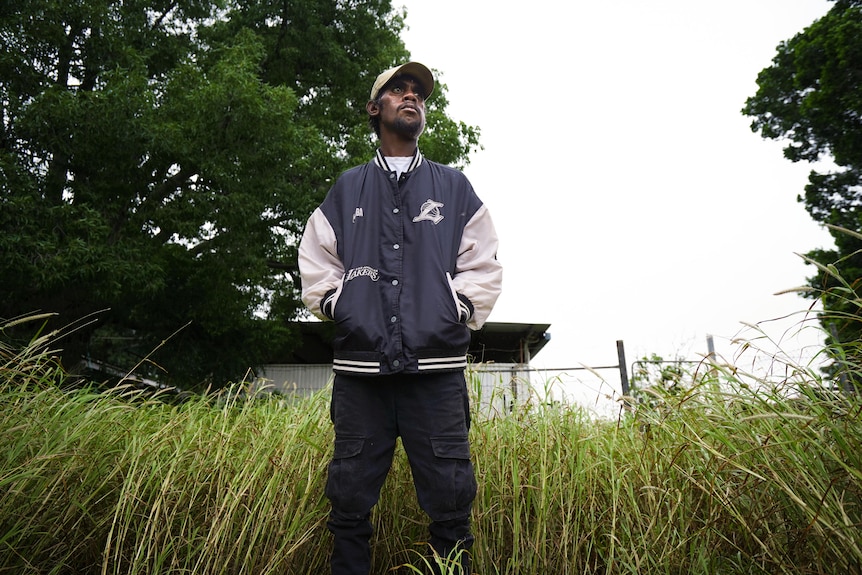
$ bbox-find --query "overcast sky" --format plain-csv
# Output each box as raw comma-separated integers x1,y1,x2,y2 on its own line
398,0,836,412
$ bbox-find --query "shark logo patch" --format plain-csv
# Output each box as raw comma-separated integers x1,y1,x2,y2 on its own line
412,199,444,225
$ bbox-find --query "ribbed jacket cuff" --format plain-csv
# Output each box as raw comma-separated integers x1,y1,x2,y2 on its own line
321,288,337,320
456,293,474,323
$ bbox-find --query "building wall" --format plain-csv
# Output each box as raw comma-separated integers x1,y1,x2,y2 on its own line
254,363,531,417
468,364,531,417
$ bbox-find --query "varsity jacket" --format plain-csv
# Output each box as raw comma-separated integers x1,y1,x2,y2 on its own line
298,148,503,376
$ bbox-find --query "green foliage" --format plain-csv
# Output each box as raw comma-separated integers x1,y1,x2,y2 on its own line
799,225,862,390
742,0,862,383
630,353,690,394
0,0,480,389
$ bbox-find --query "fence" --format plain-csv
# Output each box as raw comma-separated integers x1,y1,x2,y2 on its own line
471,339,632,393
470,336,717,406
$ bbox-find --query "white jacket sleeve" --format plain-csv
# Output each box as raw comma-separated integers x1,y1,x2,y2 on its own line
298,208,344,321
451,204,503,330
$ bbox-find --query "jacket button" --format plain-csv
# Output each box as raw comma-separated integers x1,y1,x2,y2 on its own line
393,208,399,214
393,243,400,250
390,316,397,323
392,279,399,286
392,359,400,367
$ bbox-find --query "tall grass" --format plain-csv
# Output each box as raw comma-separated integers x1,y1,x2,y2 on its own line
1,318,332,574
2,314,860,574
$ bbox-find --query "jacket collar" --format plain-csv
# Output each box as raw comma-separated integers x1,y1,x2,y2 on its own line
374,147,424,174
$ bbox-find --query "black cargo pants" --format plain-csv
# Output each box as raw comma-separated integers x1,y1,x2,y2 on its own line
325,371,477,575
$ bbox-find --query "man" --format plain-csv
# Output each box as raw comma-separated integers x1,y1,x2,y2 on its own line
298,61,503,575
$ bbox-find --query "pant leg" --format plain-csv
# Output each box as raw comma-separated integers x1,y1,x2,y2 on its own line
396,372,477,574
326,375,398,575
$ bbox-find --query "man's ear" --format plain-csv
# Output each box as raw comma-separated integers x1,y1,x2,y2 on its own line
366,100,379,117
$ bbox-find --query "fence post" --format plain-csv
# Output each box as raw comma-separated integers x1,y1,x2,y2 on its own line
616,340,629,396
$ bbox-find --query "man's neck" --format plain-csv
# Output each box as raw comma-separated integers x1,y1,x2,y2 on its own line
378,134,418,157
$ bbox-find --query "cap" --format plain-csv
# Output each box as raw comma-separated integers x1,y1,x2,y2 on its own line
369,62,434,101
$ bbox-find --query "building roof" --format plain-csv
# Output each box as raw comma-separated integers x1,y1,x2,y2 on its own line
281,321,551,365
469,321,551,364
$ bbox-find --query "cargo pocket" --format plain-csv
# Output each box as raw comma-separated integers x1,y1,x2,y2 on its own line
429,435,477,517
325,436,366,513
431,436,471,459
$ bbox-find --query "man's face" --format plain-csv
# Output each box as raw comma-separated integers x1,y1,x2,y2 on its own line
372,75,426,139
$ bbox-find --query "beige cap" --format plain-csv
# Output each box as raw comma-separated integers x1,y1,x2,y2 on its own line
369,62,434,101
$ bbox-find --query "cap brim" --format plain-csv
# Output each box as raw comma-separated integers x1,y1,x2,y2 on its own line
370,62,435,101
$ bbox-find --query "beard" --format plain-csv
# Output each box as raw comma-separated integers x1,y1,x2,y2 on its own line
389,113,425,139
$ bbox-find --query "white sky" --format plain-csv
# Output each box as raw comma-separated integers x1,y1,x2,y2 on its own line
400,0,837,413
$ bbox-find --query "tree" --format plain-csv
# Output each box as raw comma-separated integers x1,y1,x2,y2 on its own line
0,0,480,389
742,0,862,387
